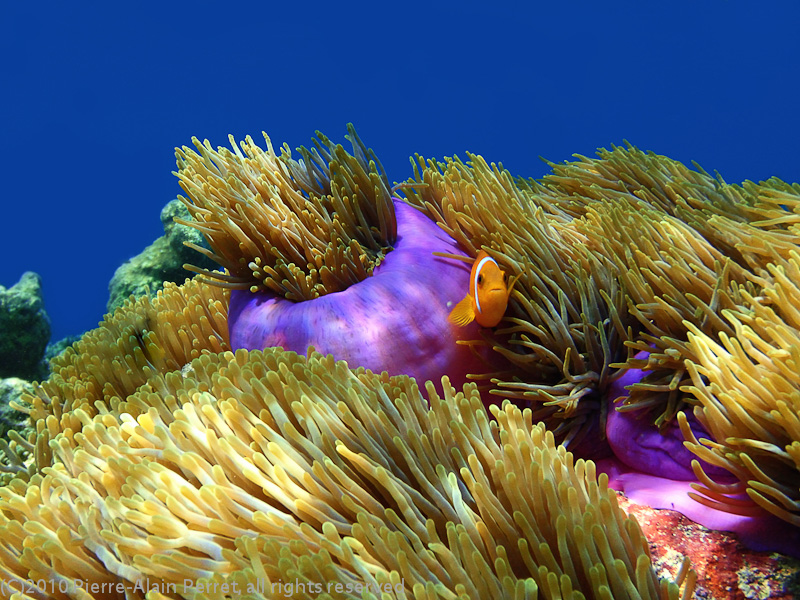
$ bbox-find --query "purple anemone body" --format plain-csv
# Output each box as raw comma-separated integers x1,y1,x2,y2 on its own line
601,351,800,555
605,359,729,481
229,200,493,394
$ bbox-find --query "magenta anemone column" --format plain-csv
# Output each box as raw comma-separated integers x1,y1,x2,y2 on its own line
228,200,494,394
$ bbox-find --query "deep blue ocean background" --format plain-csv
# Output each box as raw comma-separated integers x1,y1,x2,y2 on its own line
2,1,798,343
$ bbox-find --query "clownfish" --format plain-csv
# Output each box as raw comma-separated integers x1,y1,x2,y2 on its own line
448,250,519,328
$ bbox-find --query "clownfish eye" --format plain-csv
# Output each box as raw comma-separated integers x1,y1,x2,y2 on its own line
477,274,484,285
503,272,508,283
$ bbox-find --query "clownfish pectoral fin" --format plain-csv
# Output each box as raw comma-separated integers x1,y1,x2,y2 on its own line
448,295,475,327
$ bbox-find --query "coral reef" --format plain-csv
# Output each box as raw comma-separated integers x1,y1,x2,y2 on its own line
3,125,800,597
43,334,83,363
0,272,51,381
107,199,217,313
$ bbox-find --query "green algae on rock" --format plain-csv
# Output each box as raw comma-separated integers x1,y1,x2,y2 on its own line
0,271,51,381
106,198,218,313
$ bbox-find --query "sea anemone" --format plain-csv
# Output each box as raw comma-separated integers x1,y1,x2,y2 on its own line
400,144,800,548
1,340,694,599
174,126,495,395
401,153,628,453
10,277,229,479
171,129,800,543
533,148,800,538
173,126,396,299
6,125,800,595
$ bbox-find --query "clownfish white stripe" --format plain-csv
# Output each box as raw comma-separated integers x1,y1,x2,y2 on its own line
473,255,497,314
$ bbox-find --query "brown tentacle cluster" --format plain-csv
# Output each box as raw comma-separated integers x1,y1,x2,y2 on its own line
174,124,396,300
680,250,800,524
402,154,629,448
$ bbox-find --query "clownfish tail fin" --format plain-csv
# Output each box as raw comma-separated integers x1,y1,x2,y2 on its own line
448,295,475,327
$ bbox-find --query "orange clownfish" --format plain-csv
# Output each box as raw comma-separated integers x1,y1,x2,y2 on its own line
449,250,519,328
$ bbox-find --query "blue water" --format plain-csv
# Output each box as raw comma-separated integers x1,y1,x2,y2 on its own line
1,1,798,342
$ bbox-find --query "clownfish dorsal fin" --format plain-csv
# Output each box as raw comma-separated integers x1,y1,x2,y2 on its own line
448,294,475,326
